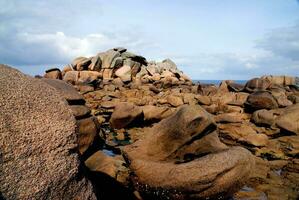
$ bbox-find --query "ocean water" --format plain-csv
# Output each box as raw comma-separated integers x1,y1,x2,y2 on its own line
193,80,247,85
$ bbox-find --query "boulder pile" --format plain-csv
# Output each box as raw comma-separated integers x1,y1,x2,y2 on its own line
42,48,299,199
44,47,191,88
1,47,298,200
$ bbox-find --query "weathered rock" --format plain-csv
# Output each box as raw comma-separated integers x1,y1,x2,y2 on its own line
63,71,79,84
245,91,278,111
42,78,85,105
85,151,129,184
115,65,132,82
214,112,248,123
142,105,174,122
70,105,91,119
197,84,218,96
166,95,184,107
275,104,299,135
0,65,96,200
77,117,99,155
245,78,271,92
99,50,121,69
252,109,278,126
239,133,269,147
88,54,102,71
110,103,143,129
72,57,92,71
195,95,211,105
262,75,296,86
44,68,62,79
269,87,292,107
123,105,254,199
78,71,101,84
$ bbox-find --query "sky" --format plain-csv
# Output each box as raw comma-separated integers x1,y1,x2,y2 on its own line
0,0,299,80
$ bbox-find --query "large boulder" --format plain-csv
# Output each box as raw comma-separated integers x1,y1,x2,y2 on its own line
123,105,254,199
110,102,143,129
245,78,271,92
0,65,96,200
245,91,278,111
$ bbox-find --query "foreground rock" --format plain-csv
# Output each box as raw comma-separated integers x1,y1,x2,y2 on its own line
0,65,96,200
123,105,254,199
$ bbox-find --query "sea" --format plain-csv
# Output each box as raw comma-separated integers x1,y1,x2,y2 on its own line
193,80,247,85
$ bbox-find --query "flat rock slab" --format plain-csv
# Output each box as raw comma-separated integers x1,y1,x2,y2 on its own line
0,65,96,200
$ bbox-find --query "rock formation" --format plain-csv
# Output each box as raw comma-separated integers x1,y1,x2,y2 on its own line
2,47,299,200
0,65,96,200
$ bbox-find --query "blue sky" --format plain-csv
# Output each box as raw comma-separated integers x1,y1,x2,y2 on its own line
0,0,299,79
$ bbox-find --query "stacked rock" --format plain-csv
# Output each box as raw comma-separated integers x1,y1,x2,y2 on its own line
44,48,192,88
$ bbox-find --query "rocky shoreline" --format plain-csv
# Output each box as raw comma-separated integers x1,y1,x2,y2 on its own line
1,48,299,200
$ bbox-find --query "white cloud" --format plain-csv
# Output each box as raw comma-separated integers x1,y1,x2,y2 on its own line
0,31,158,66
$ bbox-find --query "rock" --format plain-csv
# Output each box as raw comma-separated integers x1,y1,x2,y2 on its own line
85,151,129,184
70,105,91,119
88,54,102,71
113,47,127,53
227,82,244,92
269,86,292,107
166,95,184,107
157,58,178,72
151,73,161,81
142,105,174,121
146,64,158,75
135,65,148,79
123,105,254,199
78,71,101,84
182,93,197,105
245,78,271,92
277,136,299,157
63,71,79,84
115,65,132,82
195,95,211,105
72,57,92,71
61,64,73,76
252,109,278,126
76,84,95,94
262,75,296,86
112,77,124,88
110,103,143,129
215,112,248,123
245,91,278,111
101,68,113,80
228,92,249,106
77,117,99,155
0,65,96,200
287,94,299,104
42,78,85,105
197,84,218,96
275,104,299,135
99,50,121,69
239,133,269,147
218,123,257,141
44,68,62,79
